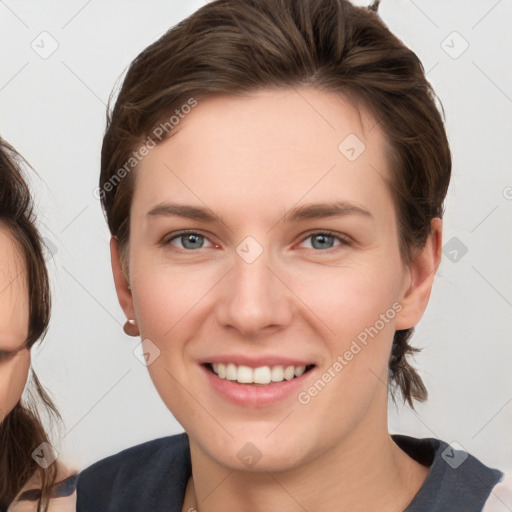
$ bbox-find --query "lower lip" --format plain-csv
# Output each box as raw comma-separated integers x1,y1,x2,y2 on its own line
201,365,315,408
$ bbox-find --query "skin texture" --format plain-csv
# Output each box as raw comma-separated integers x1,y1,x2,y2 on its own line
111,87,442,511
0,224,30,423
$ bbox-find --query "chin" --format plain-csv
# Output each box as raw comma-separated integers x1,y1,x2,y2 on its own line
191,424,317,472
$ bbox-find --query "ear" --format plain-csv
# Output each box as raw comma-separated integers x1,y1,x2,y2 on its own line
394,218,442,330
110,236,137,332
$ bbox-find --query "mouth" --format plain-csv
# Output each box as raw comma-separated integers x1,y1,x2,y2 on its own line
203,362,316,386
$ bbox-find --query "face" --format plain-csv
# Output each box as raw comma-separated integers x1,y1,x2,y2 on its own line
0,224,31,423
112,87,439,472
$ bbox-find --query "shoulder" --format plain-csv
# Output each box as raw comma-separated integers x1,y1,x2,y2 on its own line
482,472,512,512
393,435,506,512
76,432,191,512
77,432,190,484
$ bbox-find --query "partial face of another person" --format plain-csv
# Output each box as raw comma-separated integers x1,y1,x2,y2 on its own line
0,225,30,423
112,87,438,472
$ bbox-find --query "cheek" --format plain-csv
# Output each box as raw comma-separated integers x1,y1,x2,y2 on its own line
292,257,403,413
296,258,402,340
131,256,219,340
130,261,206,415
0,350,31,421
132,246,404,362
130,240,404,410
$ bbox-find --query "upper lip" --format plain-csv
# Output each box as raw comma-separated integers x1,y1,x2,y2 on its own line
199,355,316,368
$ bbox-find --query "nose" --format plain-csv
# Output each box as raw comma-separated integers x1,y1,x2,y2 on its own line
215,242,294,339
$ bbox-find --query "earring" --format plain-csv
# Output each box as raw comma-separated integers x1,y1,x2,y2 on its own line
123,318,139,336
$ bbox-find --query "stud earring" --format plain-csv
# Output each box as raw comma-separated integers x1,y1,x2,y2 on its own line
123,318,139,336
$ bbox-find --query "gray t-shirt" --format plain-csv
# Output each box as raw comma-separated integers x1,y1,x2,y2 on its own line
76,432,505,511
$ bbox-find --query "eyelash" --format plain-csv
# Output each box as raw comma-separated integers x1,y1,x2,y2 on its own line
161,229,351,253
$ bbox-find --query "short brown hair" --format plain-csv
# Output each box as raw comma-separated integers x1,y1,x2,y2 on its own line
99,0,451,407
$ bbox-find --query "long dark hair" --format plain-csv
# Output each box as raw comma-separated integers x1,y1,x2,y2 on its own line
0,137,60,512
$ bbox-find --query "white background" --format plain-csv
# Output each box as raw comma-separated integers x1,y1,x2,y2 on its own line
1,0,511,474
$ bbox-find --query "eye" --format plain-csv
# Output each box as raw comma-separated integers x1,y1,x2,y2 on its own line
161,230,351,253
162,230,216,251
298,231,351,251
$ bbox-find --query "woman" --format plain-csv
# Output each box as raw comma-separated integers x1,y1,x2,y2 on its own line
0,138,77,511
77,0,511,510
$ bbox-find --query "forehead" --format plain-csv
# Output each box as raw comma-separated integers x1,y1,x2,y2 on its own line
132,87,394,225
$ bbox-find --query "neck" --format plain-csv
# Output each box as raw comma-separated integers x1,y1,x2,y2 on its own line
183,395,429,512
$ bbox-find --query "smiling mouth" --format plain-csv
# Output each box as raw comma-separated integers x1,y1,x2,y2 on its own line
203,362,316,385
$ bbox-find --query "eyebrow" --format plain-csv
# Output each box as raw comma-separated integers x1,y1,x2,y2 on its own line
146,201,374,224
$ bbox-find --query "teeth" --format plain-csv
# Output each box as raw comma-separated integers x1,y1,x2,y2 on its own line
283,366,295,380
226,363,237,380
271,366,284,382
253,366,271,384
237,365,253,383
294,365,306,377
210,363,310,384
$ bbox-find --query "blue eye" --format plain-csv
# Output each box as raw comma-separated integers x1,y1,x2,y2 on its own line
164,231,214,251
162,230,350,252
299,231,349,251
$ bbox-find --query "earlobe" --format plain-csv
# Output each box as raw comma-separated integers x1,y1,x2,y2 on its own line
394,218,443,330
110,236,138,334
